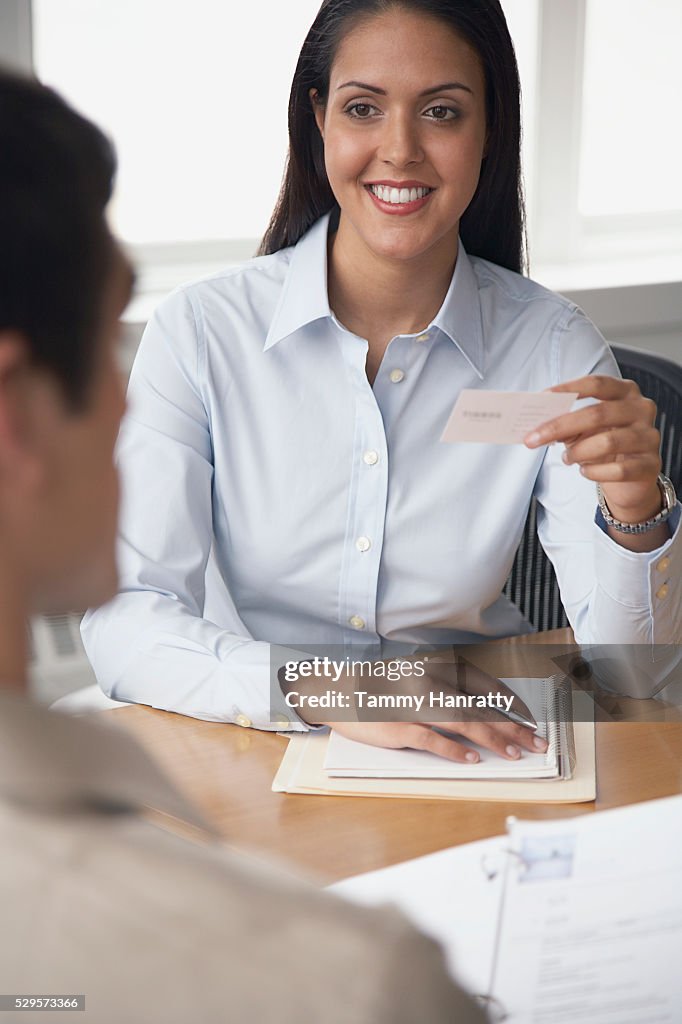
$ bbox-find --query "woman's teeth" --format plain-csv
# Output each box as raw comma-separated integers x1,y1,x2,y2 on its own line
368,184,432,204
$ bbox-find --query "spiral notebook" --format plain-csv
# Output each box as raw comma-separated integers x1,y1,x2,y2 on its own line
324,676,574,780
273,677,596,802
332,795,682,1022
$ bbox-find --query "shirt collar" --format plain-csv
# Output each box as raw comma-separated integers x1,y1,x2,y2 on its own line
430,239,485,379
263,213,332,351
0,689,215,833
264,212,485,378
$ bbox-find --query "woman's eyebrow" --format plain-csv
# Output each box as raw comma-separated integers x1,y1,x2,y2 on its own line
336,80,473,96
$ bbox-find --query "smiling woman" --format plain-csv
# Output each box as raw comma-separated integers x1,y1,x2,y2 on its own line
305,8,490,383
261,0,524,274
312,14,487,268
82,0,681,766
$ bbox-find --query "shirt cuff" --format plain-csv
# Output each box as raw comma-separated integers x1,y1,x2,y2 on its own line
218,640,314,733
592,502,681,637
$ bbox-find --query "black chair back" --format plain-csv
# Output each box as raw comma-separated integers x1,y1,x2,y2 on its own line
503,344,682,631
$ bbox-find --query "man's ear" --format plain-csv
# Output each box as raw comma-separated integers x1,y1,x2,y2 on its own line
0,331,44,487
309,88,326,140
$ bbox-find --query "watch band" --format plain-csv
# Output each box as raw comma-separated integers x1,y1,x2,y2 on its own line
597,473,677,534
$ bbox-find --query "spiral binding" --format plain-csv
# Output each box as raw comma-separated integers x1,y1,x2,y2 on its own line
549,672,576,779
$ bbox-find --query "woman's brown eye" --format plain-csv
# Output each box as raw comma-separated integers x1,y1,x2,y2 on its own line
425,105,458,121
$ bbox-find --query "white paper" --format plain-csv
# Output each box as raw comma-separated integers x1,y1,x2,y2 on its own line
331,797,682,1020
490,795,682,1022
441,389,578,444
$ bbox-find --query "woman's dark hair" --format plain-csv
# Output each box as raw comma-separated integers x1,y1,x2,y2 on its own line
259,0,526,274
0,68,117,410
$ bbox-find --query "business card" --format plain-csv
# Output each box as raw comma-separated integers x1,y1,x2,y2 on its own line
441,389,579,445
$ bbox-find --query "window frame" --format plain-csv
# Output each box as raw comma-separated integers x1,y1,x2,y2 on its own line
0,0,32,72
531,0,682,272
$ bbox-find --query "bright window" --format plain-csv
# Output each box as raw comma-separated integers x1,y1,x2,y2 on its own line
34,0,539,249
579,0,682,216
33,0,321,244
30,0,682,274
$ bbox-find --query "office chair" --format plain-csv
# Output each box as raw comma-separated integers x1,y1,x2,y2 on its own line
503,343,682,632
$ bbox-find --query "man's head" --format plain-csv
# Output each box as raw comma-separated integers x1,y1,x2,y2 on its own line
0,70,133,615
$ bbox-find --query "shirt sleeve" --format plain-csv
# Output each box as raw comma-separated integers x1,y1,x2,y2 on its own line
532,307,682,650
81,288,309,731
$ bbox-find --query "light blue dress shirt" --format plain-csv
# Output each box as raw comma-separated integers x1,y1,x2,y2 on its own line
82,213,681,730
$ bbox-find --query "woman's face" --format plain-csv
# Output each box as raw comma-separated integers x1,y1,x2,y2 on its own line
312,8,487,264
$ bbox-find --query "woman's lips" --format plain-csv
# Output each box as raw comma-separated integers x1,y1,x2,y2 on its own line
365,185,435,216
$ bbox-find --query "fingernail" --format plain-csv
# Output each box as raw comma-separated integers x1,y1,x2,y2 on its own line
506,744,521,758
562,450,570,464
533,736,548,751
465,751,479,763
525,431,541,446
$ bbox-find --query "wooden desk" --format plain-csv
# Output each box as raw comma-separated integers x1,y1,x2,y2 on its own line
107,630,682,884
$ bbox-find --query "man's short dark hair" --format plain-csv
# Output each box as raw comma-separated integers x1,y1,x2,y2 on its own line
0,68,117,409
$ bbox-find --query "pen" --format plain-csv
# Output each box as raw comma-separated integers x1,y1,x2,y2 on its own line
453,656,539,731
502,707,538,731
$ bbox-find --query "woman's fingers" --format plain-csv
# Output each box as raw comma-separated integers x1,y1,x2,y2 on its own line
435,720,547,759
327,720,549,765
576,452,661,483
522,375,662,518
549,374,642,403
525,376,657,451
527,400,649,449
563,425,660,466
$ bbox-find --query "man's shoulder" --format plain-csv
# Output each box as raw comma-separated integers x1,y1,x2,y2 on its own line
0,803,481,1022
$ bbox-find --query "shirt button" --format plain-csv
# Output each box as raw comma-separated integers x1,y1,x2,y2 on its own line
235,713,252,728
349,615,366,630
656,584,669,600
389,369,405,383
415,332,430,343
657,557,670,573
273,714,292,730
363,450,379,466
356,536,371,552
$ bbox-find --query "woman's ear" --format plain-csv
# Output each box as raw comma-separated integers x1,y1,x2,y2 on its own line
309,88,326,140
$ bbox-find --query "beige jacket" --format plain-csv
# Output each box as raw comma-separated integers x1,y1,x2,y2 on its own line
0,692,483,1023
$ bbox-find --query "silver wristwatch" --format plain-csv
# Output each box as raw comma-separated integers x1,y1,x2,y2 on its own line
597,473,677,534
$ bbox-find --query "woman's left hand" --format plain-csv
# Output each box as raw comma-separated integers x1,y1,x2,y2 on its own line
524,375,662,523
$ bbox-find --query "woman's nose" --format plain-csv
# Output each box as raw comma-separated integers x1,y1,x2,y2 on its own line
377,113,423,168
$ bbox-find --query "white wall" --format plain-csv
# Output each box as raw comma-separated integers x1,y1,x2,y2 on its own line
567,282,681,365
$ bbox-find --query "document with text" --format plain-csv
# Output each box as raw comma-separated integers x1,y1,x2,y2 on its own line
333,795,682,1023
490,796,682,1022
